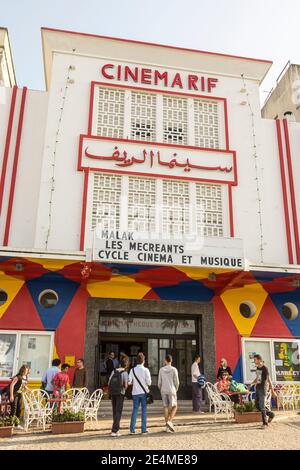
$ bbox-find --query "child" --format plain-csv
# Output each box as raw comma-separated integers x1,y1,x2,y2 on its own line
52,363,70,398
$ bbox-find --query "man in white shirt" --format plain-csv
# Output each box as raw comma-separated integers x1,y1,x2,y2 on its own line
191,355,204,413
42,358,61,396
128,352,151,434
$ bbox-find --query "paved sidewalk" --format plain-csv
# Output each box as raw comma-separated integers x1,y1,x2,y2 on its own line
0,410,299,450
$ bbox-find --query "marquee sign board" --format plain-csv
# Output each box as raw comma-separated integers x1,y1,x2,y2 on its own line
78,135,237,184
93,230,244,269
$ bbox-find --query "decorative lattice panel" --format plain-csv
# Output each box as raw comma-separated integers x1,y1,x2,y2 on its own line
92,174,122,230
162,180,190,235
194,100,220,149
128,177,156,232
130,91,157,141
163,96,188,145
96,87,125,138
196,183,223,237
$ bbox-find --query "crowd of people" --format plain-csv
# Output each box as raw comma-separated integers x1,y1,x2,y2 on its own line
0,349,277,432
0,358,87,428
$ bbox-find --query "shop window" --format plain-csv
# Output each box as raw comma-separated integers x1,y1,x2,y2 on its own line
0,289,8,306
0,330,53,381
239,301,256,318
282,303,299,321
17,334,52,379
0,332,16,378
38,290,59,309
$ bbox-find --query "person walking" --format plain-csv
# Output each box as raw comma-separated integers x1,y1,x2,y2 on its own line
108,357,129,437
9,365,29,429
191,355,204,413
128,352,151,435
72,358,87,389
158,354,179,433
42,358,61,397
248,354,276,427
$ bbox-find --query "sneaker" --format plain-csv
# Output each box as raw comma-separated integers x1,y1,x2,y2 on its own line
111,432,117,437
141,431,148,434
130,431,135,435
166,421,175,432
166,427,173,433
198,410,205,414
268,415,274,424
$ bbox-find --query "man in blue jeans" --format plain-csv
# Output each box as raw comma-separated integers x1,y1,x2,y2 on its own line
128,352,151,434
248,354,277,428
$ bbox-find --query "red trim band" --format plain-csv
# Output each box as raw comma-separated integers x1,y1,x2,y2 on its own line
80,168,90,251
283,119,300,264
0,85,18,216
276,120,293,264
41,27,273,65
228,185,234,238
3,87,28,246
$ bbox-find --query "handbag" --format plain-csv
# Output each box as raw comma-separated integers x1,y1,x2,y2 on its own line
132,367,154,405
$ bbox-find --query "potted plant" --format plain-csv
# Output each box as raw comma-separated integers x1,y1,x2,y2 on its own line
0,415,20,438
234,400,261,424
51,410,85,434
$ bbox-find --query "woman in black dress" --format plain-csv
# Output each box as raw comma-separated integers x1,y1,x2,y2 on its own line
9,365,29,421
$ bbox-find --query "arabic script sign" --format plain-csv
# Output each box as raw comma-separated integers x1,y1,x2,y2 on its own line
79,136,237,183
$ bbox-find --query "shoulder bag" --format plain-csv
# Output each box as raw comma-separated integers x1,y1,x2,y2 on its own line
132,367,154,405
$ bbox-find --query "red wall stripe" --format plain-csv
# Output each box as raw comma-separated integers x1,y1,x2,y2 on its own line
228,185,234,237
80,168,90,251
0,85,18,217
283,119,300,264
3,87,28,246
276,120,294,264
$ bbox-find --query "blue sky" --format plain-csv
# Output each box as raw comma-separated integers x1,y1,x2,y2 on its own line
1,0,299,105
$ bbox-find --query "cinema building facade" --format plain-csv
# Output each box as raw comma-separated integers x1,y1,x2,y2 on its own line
0,28,300,397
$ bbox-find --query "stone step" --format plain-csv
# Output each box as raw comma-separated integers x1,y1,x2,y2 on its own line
99,399,208,416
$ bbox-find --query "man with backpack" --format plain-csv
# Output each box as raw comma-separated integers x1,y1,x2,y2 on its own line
108,357,129,437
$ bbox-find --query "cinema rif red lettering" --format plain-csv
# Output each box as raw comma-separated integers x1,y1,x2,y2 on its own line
101,64,218,93
84,146,232,174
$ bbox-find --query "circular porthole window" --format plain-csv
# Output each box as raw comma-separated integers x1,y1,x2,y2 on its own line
0,290,8,306
38,290,59,309
282,303,299,321
239,301,256,318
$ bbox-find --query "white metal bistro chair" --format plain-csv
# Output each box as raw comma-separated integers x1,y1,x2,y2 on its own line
205,382,234,421
22,389,50,431
276,384,296,411
83,389,103,423
60,388,90,413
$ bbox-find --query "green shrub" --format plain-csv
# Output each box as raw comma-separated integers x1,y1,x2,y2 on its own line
52,410,85,422
0,416,20,427
235,400,258,414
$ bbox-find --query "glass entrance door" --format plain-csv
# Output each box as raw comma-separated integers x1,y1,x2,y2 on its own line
147,337,197,399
